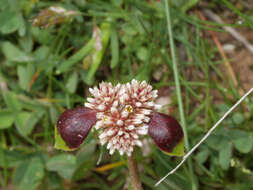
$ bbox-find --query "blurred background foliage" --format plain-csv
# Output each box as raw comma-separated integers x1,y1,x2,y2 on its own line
0,0,253,189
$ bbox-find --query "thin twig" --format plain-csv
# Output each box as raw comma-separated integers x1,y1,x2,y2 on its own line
203,9,253,54
155,87,253,186
127,153,143,190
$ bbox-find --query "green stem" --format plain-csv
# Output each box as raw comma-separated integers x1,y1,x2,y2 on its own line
164,1,197,190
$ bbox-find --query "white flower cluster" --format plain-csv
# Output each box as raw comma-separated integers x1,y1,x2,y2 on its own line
85,79,161,156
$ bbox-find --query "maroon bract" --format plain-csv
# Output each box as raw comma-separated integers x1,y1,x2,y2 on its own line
57,107,97,148
148,112,184,153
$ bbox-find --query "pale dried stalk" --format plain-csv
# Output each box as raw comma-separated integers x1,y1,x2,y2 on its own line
127,153,143,190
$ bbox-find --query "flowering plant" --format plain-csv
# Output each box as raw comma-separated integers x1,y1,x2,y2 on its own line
55,79,184,189
56,79,184,156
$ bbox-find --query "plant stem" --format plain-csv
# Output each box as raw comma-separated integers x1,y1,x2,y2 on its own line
127,154,143,190
164,0,197,190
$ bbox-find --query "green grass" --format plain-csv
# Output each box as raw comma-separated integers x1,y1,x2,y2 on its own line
1,0,253,190
164,1,196,189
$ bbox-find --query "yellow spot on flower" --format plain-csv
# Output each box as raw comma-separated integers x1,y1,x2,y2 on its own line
103,116,108,122
125,105,133,113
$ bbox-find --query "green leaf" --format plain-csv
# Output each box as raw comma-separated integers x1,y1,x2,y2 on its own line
46,154,76,180
232,112,244,125
72,142,96,181
219,142,232,170
165,138,184,156
195,149,209,164
0,11,21,34
15,112,31,136
13,157,44,190
31,27,54,45
137,47,149,62
18,65,28,90
110,27,119,68
17,64,34,91
229,129,253,153
66,72,78,94
76,141,96,166
206,134,229,151
4,91,22,111
18,14,26,37
228,129,249,139
57,38,94,73
24,109,45,136
181,0,199,12
234,136,253,153
0,148,26,168
54,125,76,151
49,106,59,124
47,172,63,189
0,110,14,129
80,70,94,85
34,45,50,61
141,175,170,190
1,42,33,63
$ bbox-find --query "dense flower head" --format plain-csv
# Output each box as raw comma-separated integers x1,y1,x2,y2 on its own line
85,79,161,156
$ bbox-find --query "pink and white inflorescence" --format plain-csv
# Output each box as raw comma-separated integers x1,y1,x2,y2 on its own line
85,79,161,156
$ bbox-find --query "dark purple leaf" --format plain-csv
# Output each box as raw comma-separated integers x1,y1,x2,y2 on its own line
57,107,97,149
148,112,184,153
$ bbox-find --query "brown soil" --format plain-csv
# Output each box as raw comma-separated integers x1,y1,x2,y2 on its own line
215,25,253,91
